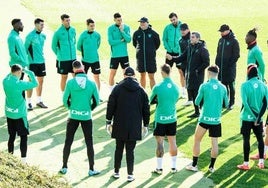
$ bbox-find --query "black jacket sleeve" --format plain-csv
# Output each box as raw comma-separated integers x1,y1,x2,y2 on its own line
106,88,117,121
142,90,150,126
230,39,240,64
153,31,160,50
196,47,210,72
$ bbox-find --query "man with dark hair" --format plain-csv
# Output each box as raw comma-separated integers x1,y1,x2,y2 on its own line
150,64,179,174
215,24,240,110
245,28,265,81
52,14,76,92
163,13,185,96
77,18,101,92
186,65,228,173
2,64,38,164
133,17,160,89
107,13,131,91
237,64,267,170
60,60,100,176
25,18,47,110
179,23,193,106
8,19,28,70
106,66,150,182
167,32,210,118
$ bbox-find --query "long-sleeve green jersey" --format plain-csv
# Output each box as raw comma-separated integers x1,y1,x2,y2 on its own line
63,73,99,121
162,22,182,54
107,24,131,58
195,78,228,125
77,31,100,63
25,29,46,64
3,69,38,119
247,45,265,81
7,30,28,67
150,77,179,124
52,25,76,61
240,77,268,122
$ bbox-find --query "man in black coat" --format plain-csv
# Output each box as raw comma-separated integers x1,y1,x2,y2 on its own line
106,66,150,182
215,24,240,110
133,17,160,89
167,31,210,118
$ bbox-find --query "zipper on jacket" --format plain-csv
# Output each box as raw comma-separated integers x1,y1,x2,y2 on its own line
143,31,146,72
173,26,176,53
67,29,72,60
220,39,225,80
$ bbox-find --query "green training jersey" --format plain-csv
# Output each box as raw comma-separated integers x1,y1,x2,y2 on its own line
150,77,179,124
107,24,131,58
63,73,99,121
195,78,228,125
162,22,182,54
25,29,46,64
7,30,28,68
3,69,38,119
52,25,76,61
247,45,265,81
77,30,101,63
240,77,268,122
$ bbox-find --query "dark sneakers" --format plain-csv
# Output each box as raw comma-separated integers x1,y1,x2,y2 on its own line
187,113,200,118
28,103,33,111
36,102,48,108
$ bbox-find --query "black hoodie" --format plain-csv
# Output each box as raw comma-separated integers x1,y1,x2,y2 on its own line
106,77,150,141
215,30,240,83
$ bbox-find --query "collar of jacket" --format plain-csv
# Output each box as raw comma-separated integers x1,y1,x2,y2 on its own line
247,41,257,49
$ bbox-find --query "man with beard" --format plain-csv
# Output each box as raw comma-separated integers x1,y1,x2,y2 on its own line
215,24,240,110
163,13,185,97
166,32,210,118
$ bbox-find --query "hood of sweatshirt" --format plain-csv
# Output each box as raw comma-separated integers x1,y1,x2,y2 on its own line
120,77,141,92
73,73,87,90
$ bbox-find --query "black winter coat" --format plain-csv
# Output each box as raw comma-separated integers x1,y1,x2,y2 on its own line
132,26,160,64
175,40,210,90
215,31,240,83
178,32,190,70
106,77,150,141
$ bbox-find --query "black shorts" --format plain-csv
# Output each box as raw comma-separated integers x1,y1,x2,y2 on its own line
153,122,177,136
165,52,179,68
7,117,29,136
82,61,101,74
56,60,75,74
240,121,263,136
110,56,129,69
137,61,157,73
29,63,46,77
199,122,222,137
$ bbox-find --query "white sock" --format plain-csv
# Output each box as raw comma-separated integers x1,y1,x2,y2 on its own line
157,157,163,169
27,98,31,104
109,85,115,92
264,145,268,154
244,161,249,166
259,159,264,164
36,96,42,103
171,156,177,169
21,157,27,164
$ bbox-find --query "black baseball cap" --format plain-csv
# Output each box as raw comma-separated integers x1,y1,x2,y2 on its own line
124,67,135,76
138,17,149,23
218,24,230,32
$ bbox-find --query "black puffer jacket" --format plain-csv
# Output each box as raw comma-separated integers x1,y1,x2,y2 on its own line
175,40,210,90
178,31,190,70
133,26,160,64
215,31,240,83
106,77,150,141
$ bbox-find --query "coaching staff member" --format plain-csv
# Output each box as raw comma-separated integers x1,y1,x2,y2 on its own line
106,67,150,182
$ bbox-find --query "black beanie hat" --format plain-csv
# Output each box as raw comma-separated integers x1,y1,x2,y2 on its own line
247,64,258,79
247,28,257,39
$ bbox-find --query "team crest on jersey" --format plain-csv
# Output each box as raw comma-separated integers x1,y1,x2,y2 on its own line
213,84,218,89
167,83,172,88
253,83,258,88
148,34,152,38
227,42,230,45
